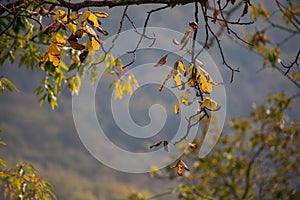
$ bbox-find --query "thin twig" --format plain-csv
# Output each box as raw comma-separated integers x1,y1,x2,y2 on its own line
281,49,300,75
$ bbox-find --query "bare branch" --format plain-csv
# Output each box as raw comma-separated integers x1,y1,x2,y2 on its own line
123,5,169,68
173,111,207,145
207,24,240,82
281,49,300,75
55,0,200,11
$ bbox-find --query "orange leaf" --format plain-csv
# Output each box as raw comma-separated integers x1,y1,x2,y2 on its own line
218,19,225,27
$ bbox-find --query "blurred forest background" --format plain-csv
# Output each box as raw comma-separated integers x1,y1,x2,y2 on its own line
1,1,299,199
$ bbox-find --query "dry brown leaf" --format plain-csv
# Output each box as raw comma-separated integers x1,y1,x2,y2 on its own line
149,141,162,149
163,141,169,152
154,54,168,67
189,21,199,29
79,50,89,63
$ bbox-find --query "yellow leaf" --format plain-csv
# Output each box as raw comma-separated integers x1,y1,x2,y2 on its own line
56,10,67,23
125,79,133,96
93,11,109,18
199,73,212,94
69,75,81,95
48,43,60,55
51,34,66,47
180,89,191,105
90,36,100,50
80,11,91,25
184,63,193,76
128,73,138,88
188,77,196,87
176,60,185,72
173,71,184,90
174,100,181,114
69,23,77,34
70,12,82,21
48,43,61,67
200,96,219,110
149,166,162,177
87,12,101,27
114,82,123,100
48,55,60,67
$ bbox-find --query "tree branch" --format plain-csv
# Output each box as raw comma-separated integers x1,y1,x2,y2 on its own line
56,0,200,11
241,143,265,199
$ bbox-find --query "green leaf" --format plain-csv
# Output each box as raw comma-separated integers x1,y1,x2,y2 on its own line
68,75,81,95
68,63,80,72
0,77,19,94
